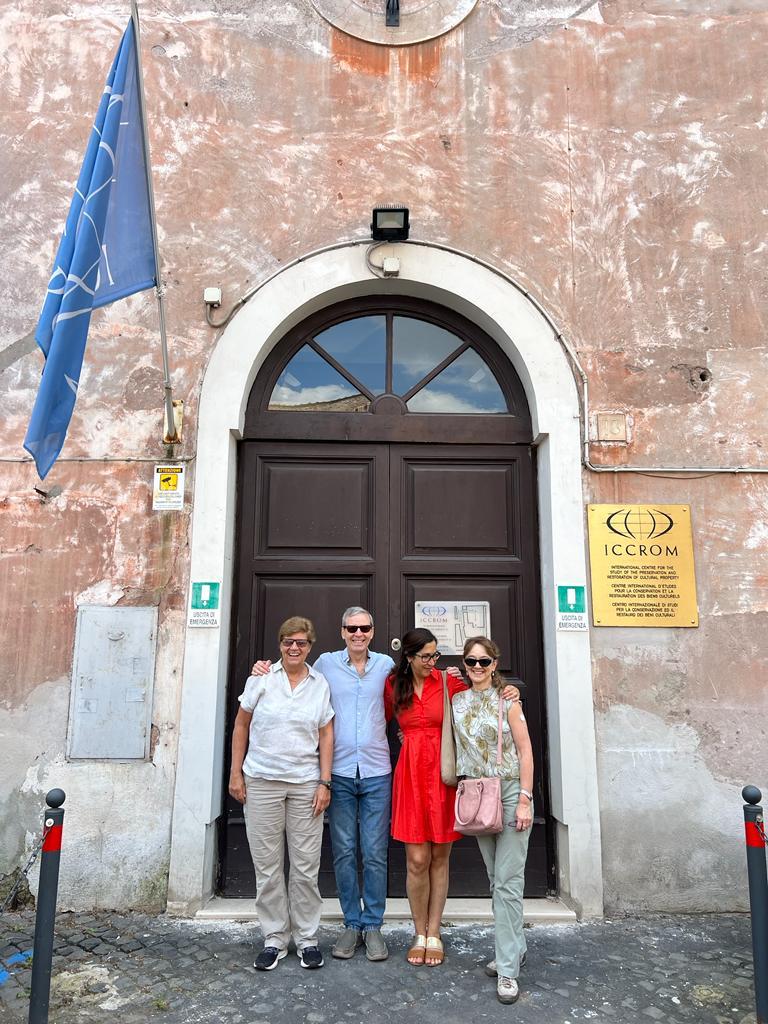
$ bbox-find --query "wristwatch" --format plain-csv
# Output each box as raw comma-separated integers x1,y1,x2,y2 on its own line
519,788,533,801
318,779,332,790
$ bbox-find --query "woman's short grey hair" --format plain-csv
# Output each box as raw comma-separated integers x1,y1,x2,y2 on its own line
342,606,374,627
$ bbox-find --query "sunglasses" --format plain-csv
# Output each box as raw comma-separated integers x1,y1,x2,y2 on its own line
464,657,494,668
345,624,373,634
280,638,310,649
414,651,441,663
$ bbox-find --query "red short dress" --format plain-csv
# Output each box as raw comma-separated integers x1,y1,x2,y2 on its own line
385,669,467,844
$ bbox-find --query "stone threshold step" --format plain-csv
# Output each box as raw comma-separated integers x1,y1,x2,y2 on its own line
197,897,577,925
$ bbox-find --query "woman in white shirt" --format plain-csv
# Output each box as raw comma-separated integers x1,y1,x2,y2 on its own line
229,616,335,972
451,636,533,1005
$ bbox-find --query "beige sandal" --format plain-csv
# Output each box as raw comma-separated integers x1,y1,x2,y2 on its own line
425,936,445,965
407,934,427,965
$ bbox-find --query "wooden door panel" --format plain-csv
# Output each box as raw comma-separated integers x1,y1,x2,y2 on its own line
252,577,374,665
404,460,522,556
257,458,374,555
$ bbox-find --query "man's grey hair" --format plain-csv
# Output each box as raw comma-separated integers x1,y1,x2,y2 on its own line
342,606,374,627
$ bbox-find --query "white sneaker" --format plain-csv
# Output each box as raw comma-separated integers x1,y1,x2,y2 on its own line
497,975,519,1004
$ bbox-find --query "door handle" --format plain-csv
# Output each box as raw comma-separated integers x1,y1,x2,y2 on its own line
390,638,401,652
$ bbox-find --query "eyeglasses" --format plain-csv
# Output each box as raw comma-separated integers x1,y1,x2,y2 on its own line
464,657,494,668
280,638,310,649
345,624,372,634
415,651,441,664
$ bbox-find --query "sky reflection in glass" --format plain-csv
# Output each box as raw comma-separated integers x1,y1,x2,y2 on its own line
268,316,507,414
392,317,462,396
406,348,507,413
269,345,368,410
314,316,386,396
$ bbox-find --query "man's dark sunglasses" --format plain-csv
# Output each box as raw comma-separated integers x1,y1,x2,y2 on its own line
345,624,373,634
464,656,494,668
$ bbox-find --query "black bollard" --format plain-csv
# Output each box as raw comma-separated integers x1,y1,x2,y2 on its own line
28,789,66,1024
743,785,768,1024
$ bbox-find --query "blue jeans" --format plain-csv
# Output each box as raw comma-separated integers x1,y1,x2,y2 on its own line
328,771,391,931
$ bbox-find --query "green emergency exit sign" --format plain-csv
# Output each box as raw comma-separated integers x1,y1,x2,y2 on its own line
191,582,220,609
557,585,585,613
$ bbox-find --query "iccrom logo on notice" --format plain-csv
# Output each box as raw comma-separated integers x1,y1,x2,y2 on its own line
605,508,675,542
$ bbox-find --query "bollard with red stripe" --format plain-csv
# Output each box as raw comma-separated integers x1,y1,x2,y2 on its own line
28,788,65,1024
743,785,768,1024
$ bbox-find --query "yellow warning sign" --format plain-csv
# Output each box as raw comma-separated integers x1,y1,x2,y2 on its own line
588,504,698,627
152,465,185,511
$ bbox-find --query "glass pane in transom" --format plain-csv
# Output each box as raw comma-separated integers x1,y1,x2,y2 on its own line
392,316,462,396
268,345,370,411
406,348,507,413
314,316,386,396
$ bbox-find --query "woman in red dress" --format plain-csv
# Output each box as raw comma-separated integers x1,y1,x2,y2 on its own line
384,628,466,966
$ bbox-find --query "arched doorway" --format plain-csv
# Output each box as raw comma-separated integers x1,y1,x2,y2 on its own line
220,296,552,898
167,241,603,919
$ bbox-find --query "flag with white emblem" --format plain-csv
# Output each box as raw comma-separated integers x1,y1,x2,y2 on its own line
24,18,156,479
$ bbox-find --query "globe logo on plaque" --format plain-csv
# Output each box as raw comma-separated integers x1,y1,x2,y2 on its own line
606,507,674,541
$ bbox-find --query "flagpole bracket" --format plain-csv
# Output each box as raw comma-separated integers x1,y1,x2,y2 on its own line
163,398,183,445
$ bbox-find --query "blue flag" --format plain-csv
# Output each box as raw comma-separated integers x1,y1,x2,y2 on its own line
24,18,156,479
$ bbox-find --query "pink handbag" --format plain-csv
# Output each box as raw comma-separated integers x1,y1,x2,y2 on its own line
453,696,505,836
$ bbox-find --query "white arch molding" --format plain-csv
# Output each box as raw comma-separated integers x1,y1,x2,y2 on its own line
167,243,604,918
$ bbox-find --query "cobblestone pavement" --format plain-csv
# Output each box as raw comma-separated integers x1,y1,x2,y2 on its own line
0,911,756,1024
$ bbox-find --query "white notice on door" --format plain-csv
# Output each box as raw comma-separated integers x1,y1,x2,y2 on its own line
414,601,491,656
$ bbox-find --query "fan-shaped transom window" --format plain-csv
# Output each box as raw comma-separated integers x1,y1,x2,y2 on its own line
268,313,509,415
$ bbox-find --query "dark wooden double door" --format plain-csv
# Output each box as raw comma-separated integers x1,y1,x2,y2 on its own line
222,440,551,897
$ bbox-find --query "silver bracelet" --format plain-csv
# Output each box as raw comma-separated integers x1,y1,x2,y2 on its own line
519,788,533,801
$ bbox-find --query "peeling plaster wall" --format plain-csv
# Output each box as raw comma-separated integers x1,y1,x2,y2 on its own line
1,0,767,911
590,474,768,912
0,463,187,910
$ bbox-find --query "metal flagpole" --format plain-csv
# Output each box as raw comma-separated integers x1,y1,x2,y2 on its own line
130,0,179,443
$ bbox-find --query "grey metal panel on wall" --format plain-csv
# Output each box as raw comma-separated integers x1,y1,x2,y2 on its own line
67,606,158,760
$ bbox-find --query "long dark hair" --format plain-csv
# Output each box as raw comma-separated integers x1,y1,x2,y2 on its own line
392,628,438,713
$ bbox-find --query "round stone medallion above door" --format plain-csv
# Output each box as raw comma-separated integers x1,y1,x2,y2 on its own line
310,0,478,45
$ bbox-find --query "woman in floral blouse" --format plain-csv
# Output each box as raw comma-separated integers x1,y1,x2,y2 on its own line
451,636,534,1005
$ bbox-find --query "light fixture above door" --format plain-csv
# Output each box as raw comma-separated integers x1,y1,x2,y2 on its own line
371,205,410,242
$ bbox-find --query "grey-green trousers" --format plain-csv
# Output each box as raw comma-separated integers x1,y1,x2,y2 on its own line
476,780,531,978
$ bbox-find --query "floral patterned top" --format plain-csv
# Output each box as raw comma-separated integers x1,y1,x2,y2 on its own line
451,686,520,781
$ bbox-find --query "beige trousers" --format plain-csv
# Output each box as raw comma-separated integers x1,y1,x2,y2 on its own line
243,776,324,952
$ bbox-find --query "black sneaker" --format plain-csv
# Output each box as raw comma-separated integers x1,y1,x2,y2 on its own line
299,946,324,969
254,946,287,971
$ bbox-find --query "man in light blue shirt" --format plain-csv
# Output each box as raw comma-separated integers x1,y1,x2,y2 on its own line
254,606,394,962
314,607,394,962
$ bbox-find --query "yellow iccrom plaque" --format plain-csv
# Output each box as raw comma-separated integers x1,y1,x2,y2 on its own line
587,504,698,627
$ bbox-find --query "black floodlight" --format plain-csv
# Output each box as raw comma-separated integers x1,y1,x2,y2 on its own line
371,205,410,242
